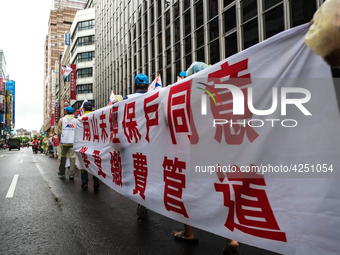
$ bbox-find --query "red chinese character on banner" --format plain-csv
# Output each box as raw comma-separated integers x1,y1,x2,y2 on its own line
214,166,287,242
91,114,100,143
144,92,159,142
82,116,91,141
163,156,189,218
123,102,142,143
167,81,199,144
132,153,148,199
109,151,122,187
109,106,120,143
79,146,90,167
92,150,106,178
100,111,109,143
205,59,259,144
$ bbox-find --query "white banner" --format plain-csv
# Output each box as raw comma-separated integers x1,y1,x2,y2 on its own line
74,25,340,255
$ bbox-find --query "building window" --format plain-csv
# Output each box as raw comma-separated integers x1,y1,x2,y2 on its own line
184,11,191,37
242,0,257,22
57,34,63,38
196,27,204,48
77,68,93,78
264,4,284,39
291,0,316,27
51,43,55,47
185,36,191,53
77,35,95,47
209,0,218,20
264,0,282,10
209,18,219,41
51,35,55,39
197,47,205,62
57,42,63,46
224,5,236,33
243,18,258,49
196,0,204,29
224,0,234,7
76,51,95,63
76,84,93,94
225,32,238,58
209,39,220,64
78,20,95,31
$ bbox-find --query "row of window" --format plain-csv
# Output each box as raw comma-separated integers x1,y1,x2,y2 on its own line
94,0,319,107
78,20,95,31
51,42,63,47
51,35,63,39
76,84,93,94
77,67,92,78
74,51,95,63
71,35,95,56
71,20,95,41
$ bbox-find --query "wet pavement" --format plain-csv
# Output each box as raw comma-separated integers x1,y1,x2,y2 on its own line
0,147,281,255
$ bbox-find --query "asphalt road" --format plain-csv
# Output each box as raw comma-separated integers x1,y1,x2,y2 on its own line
0,147,281,255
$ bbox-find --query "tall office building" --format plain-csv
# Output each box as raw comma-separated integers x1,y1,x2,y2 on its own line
58,4,95,113
54,0,87,10
93,0,323,108
43,8,79,132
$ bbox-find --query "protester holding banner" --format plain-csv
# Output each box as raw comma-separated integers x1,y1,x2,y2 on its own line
123,73,150,216
57,106,77,179
79,101,100,189
124,73,150,100
172,61,240,255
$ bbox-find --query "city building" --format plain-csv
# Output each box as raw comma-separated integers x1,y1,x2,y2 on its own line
93,0,323,108
0,50,15,139
0,50,6,138
6,80,15,129
43,7,81,133
15,128,31,139
53,0,87,10
57,4,95,119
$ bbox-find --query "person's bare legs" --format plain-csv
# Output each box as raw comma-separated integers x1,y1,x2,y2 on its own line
174,224,195,239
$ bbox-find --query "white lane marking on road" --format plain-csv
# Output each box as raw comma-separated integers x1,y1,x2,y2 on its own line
0,155,4,157
36,164,45,174
6,174,19,198
20,159,23,163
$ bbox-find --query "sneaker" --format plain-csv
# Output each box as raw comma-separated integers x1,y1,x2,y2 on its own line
81,182,88,188
58,172,66,179
137,204,148,217
69,175,74,180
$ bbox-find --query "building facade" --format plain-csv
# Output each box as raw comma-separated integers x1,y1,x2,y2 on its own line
54,0,87,10
57,5,95,119
69,7,95,111
0,50,15,139
43,8,80,132
93,0,324,108
0,50,6,138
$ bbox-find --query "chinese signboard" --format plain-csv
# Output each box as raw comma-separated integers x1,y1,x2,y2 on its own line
70,64,76,100
65,32,71,46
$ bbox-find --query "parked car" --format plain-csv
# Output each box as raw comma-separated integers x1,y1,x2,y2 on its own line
8,138,21,151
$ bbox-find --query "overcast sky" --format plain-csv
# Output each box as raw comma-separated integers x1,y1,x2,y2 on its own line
0,0,53,132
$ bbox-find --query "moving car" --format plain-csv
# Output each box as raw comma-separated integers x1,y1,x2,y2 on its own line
8,138,21,151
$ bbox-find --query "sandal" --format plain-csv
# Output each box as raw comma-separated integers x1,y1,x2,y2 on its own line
174,231,199,243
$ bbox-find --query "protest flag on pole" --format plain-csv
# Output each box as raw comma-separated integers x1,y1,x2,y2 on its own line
148,75,162,92
77,98,88,117
61,65,73,81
